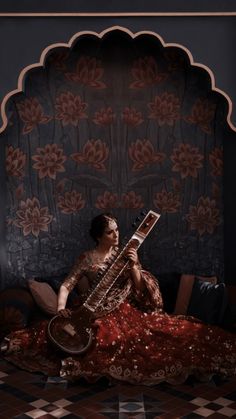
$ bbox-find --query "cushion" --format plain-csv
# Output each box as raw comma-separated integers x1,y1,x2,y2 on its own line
33,274,80,306
0,287,36,337
28,279,57,315
34,274,67,292
188,279,228,325
174,275,228,325
156,272,181,313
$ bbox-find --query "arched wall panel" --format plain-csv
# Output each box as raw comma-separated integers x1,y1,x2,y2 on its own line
0,28,229,287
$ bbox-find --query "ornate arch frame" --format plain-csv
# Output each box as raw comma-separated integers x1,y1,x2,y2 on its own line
0,25,235,134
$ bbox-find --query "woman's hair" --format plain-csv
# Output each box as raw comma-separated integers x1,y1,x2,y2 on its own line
89,213,117,244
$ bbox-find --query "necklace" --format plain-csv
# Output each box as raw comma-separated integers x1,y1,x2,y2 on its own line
92,246,119,263
91,249,111,263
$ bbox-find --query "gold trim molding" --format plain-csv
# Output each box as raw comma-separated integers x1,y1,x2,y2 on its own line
0,25,235,133
0,12,236,17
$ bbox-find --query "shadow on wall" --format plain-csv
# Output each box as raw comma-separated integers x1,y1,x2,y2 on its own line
0,28,230,288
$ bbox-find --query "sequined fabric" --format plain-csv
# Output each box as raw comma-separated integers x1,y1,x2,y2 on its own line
3,253,236,385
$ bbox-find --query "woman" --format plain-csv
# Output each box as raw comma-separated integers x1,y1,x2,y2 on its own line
2,213,236,385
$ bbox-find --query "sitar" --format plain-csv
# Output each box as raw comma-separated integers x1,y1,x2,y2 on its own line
48,210,161,354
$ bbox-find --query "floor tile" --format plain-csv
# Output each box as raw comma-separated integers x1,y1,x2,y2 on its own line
1,359,236,418
217,406,236,417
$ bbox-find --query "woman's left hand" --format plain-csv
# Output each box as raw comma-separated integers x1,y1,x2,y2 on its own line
125,247,138,267
58,308,72,318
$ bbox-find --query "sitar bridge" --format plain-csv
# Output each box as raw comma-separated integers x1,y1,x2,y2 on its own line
63,323,76,337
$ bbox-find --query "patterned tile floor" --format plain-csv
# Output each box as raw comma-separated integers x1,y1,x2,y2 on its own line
0,359,236,418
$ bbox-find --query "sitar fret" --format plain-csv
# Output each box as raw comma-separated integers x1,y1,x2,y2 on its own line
84,239,139,312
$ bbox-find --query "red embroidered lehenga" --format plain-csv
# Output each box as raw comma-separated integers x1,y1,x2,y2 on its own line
3,252,236,385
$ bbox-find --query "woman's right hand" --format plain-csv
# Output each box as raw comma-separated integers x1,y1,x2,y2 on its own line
58,308,72,318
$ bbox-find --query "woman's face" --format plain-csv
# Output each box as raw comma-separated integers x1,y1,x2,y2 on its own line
99,219,119,247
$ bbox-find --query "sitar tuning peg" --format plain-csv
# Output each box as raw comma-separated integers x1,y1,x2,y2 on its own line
140,209,147,216
132,216,141,228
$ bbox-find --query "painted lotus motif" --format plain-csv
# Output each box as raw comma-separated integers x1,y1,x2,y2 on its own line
130,56,167,88
95,191,119,209
57,190,85,214
71,139,109,171
17,97,52,134
93,107,115,126
122,107,144,127
32,144,67,180
153,189,181,213
121,191,144,209
186,196,221,235
55,92,88,126
209,148,223,176
6,146,26,178
65,56,106,89
170,143,204,179
48,51,69,72
14,197,53,237
185,98,216,134
148,92,181,126
129,139,165,171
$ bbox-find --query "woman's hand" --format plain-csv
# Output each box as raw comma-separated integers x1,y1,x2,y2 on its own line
125,247,139,268
57,285,70,316
58,308,72,318
125,246,144,294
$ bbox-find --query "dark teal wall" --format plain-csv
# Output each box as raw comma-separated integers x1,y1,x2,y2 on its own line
0,1,236,285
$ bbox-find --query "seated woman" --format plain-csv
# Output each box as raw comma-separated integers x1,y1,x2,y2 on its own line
2,213,236,385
